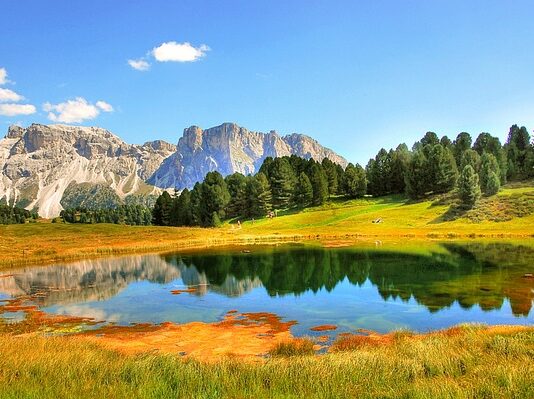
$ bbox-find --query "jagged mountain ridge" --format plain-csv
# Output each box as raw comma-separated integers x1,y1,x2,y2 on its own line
148,123,348,189
0,124,175,218
0,122,348,218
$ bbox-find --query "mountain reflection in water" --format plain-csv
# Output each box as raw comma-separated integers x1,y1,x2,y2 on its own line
1,242,533,333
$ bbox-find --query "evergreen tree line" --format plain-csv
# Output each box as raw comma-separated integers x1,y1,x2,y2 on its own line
153,123,533,226
365,124,533,207
60,205,152,225
0,205,38,224
152,155,366,227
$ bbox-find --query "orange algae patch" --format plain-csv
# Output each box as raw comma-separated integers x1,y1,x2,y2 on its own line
218,311,297,334
82,312,296,362
310,324,338,332
0,296,98,334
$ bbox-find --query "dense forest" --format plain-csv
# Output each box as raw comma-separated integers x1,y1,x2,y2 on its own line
60,205,152,225
152,155,367,227
0,205,38,224
153,124,533,227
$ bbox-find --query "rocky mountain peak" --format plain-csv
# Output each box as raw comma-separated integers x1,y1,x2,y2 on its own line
6,125,25,139
148,122,348,190
0,122,347,217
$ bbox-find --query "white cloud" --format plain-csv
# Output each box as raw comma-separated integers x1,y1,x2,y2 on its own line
0,88,24,102
0,103,36,116
0,68,7,85
96,100,114,112
0,68,36,118
43,97,113,123
128,59,150,71
152,41,210,62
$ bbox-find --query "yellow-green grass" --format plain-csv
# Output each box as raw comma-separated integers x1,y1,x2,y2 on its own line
1,185,534,269
0,325,533,399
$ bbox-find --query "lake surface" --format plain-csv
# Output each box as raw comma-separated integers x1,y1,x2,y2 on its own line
1,242,533,337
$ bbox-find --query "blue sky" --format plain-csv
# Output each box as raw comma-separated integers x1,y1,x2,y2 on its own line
1,0,533,164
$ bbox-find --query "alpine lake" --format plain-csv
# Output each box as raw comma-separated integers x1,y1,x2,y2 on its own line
1,241,533,340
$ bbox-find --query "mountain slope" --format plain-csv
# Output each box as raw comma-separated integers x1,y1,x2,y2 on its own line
0,122,347,217
0,124,175,217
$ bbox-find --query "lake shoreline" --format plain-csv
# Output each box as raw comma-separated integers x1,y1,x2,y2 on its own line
2,222,534,270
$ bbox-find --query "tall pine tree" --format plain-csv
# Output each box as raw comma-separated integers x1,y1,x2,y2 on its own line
458,165,481,208
295,172,313,207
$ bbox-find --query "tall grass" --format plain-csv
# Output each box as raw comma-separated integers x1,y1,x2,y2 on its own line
1,326,533,398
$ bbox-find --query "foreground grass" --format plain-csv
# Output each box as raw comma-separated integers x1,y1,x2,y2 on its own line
1,326,533,399
1,185,534,268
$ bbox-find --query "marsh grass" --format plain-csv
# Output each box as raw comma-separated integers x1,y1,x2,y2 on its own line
268,337,316,357
0,327,533,399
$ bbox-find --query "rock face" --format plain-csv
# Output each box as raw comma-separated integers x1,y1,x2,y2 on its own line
0,122,347,218
148,123,348,189
0,124,175,218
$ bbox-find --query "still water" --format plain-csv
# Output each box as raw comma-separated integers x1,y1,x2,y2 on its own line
1,242,532,337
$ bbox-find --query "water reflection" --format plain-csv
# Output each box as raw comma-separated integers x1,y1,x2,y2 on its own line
165,243,534,316
1,243,533,331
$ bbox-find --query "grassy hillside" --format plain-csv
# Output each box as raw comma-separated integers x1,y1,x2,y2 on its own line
240,185,534,236
1,184,533,268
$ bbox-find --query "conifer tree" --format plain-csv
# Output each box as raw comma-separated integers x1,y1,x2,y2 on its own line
366,148,392,196
269,157,296,209
485,171,500,196
405,150,429,199
175,188,193,226
294,172,313,207
200,171,230,227
428,144,458,193
460,149,481,173
506,125,532,180
321,158,338,196
225,173,247,219
452,132,472,166
458,165,481,208
343,163,367,198
420,131,440,148
152,191,172,226
190,183,202,226
246,172,272,217
479,153,501,195
389,145,410,194
309,163,329,205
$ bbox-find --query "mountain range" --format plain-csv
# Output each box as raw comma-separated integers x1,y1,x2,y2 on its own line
0,122,347,218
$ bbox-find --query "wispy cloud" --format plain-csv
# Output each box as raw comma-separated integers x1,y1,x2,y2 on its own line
96,100,114,112
0,103,36,116
0,68,7,85
128,41,210,71
43,97,114,123
128,58,150,71
0,88,24,102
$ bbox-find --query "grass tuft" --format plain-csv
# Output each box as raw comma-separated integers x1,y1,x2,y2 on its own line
268,338,316,357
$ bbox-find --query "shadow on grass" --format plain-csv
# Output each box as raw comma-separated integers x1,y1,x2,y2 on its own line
430,204,470,224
